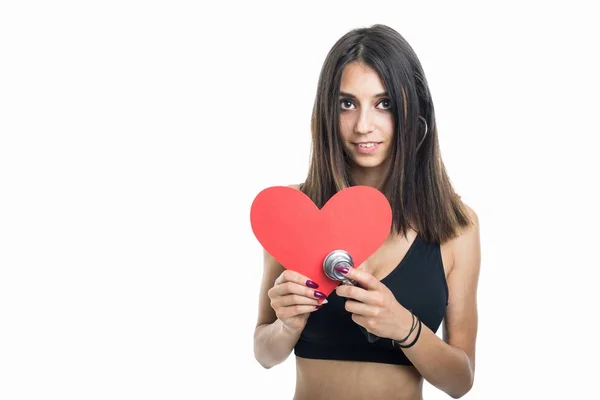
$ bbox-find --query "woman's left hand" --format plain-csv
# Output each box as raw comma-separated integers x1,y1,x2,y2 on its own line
334,265,413,340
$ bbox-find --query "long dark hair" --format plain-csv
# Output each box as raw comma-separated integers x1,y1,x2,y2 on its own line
300,24,473,244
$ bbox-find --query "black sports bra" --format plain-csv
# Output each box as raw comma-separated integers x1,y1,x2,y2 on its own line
294,234,449,366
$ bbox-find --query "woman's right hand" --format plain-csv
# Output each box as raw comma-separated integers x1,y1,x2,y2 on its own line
268,270,327,334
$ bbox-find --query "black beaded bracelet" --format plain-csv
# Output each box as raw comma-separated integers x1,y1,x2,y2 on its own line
394,317,422,349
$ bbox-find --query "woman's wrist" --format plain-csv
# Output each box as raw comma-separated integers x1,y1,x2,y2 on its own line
278,319,304,339
392,316,422,349
391,307,416,342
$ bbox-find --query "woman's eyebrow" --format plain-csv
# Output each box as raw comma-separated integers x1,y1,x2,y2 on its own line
339,91,389,98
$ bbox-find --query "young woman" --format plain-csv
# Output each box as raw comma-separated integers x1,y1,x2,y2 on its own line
253,24,480,400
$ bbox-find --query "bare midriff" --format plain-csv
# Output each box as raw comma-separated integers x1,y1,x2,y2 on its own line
293,356,424,400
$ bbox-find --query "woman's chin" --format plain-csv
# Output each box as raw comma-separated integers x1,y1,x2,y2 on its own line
350,158,385,170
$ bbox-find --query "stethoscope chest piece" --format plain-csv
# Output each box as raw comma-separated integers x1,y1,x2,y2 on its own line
323,249,355,284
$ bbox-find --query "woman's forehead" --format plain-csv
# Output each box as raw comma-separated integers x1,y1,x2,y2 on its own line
340,62,386,96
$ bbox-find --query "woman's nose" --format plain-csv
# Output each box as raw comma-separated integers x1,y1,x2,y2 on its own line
355,108,374,134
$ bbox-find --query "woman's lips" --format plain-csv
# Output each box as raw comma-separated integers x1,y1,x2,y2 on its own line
353,142,382,154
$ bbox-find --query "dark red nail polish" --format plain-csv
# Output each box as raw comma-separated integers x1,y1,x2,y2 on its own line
314,291,326,299
315,305,323,309
334,266,349,274
306,280,319,288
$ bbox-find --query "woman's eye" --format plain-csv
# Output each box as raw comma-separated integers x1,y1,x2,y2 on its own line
340,99,354,110
339,98,390,110
379,99,391,109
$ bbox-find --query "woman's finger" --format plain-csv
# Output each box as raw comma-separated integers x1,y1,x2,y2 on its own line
271,280,327,301
335,283,376,304
344,299,377,316
277,304,323,320
275,269,319,289
274,294,322,308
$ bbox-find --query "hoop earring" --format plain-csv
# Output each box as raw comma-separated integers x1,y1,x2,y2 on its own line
416,115,428,151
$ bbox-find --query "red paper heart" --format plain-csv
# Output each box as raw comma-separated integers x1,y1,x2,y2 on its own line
250,185,392,298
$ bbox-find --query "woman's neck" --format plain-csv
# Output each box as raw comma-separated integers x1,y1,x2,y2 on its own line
350,164,385,188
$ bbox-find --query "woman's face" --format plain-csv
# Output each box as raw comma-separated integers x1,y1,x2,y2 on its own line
338,61,395,174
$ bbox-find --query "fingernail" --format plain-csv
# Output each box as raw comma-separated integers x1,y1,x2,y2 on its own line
315,305,323,309
334,266,349,274
306,280,319,288
314,291,326,299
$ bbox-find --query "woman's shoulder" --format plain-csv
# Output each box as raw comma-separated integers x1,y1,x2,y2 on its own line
445,202,480,275
456,202,479,232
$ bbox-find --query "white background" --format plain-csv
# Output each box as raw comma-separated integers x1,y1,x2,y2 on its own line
1,1,599,399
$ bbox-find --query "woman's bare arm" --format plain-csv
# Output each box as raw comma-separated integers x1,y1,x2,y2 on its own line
253,250,301,369
254,249,324,369
396,206,480,398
